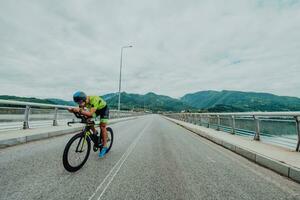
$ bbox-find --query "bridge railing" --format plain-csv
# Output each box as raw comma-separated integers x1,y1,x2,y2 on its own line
164,112,300,151
0,100,143,132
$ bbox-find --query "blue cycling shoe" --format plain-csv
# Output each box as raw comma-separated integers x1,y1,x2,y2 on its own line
99,147,108,158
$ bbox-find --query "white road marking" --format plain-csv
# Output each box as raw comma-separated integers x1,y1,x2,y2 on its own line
88,120,151,200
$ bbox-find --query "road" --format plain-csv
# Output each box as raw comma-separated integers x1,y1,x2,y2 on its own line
1,115,300,200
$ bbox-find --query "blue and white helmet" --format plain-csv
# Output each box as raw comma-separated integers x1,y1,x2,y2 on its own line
73,91,87,104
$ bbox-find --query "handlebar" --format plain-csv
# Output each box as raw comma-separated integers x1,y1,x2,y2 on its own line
74,112,89,120
67,111,96,126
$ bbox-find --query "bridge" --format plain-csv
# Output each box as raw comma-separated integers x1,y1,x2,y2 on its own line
1,100,300,200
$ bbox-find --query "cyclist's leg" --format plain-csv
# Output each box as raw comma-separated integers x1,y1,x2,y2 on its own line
100,122,107,147
90,124,99,144
99,106,109,147
91,125,96,134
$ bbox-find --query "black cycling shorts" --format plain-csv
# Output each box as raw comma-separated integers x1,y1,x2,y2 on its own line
95,105,109,123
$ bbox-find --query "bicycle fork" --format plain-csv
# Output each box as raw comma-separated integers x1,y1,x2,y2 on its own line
75,133,88,153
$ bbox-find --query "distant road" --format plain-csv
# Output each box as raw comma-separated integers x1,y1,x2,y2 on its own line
1,115,300,200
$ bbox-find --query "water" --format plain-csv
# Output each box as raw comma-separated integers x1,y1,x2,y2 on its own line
173,115,299,150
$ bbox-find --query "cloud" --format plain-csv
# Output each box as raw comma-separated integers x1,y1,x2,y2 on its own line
0,0,300,100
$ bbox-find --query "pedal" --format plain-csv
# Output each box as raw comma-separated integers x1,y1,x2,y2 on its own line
93,146,98,152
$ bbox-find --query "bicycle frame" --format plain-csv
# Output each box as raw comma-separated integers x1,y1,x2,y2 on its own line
74,125,100,152
68,112,103,150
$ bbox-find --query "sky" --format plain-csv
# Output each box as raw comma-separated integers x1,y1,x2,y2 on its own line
0,0,300,100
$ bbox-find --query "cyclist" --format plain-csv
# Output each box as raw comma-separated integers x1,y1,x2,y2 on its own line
68,91,109,158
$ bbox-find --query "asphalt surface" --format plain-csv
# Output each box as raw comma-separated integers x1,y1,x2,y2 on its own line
1,115,300,200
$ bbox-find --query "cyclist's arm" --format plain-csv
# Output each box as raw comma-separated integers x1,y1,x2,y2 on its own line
68,107,81,112
80,107,96,118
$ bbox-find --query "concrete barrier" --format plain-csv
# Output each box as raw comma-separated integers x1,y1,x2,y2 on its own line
0,116,137,148
289,167,300,183
255,154,289,176
222,141,236,152
235,147,256,161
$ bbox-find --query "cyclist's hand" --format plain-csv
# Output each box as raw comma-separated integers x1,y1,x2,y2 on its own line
73,107,80,113
67,108,74,113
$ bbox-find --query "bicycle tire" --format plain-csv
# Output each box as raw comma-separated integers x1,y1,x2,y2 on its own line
106,127,114,153
63,132,91,172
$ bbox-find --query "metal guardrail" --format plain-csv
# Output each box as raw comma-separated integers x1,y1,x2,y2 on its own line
164,112,300,151
0,100,143,131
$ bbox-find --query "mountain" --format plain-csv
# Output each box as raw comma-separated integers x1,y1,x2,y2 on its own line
181,90,300,112
46,98,76,106
0,95,53,104
102,93,117,101
0,93,194,112
2,90,300,112
0,95,75,106
103,92,194,112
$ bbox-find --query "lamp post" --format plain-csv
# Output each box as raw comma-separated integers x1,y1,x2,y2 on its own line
118,45,132,116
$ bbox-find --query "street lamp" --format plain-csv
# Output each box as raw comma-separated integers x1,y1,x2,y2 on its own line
118,45,133,116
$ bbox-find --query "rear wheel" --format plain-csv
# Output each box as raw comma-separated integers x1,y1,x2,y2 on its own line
91,127,114,153
105,127,114,153
63,133,91,172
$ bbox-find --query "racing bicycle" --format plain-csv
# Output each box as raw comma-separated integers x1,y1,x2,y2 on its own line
62,112,114,172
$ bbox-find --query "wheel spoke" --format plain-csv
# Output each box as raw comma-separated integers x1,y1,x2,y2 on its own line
68,136,88,167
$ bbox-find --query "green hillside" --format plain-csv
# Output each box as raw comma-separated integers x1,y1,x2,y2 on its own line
181,90,300,112
2,90,300,112
103,92,194,112
0,95,75,106
0,93,194,112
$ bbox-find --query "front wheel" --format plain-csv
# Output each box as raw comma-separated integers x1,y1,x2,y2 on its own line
63,132,91,172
